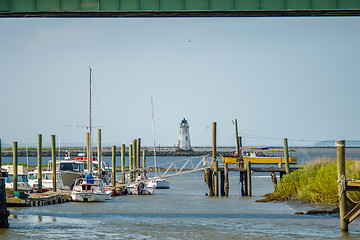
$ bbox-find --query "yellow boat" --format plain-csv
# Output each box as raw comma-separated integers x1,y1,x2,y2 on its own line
222,147,298,164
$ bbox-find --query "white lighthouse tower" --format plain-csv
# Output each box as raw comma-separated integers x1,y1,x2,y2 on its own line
178,118,192,151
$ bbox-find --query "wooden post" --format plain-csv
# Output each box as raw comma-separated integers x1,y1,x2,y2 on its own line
234,119,240,159
224,163,229,197
270,172,277,190
86,132,90,173
246,161,252,196
283,138,290,174
132,139,137,176
112,145,116,188
51,135,56,192
212,122,217,162
240,171,246,196
121,144,125,183
220,169,225,196
129,144,133,181
142,150,146,178
337,140,348,232
37,134,42,193
213,160,219,196
205,167,214,196
0,176,9,228
97,129,102,179
12,142,18,192
212,122,218,196
137,138,141,169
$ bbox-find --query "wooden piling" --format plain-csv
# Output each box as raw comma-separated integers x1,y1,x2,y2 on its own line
212,122,216,161
234,119,240,157
212,122,218,196
224,163,229,197
97,129,102,179
240,171,246,196
13,142,18,192
220,169,225,196
0,176,9,228
37,134,42,193
137,138,141,169
129,144,133,181
132,140,137,176
213,160,219,196
112,145,116,188
142,150,146,178
205,167,214,196
51,135,56,192
121,144,125,183
283,138,290,174
246,161,252,196
337,140,348,232
270,172,277,190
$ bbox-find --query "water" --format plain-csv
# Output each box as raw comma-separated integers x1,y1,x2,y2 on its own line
2,150,360,239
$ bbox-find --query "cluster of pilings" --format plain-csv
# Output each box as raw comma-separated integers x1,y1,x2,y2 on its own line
204,121,291,197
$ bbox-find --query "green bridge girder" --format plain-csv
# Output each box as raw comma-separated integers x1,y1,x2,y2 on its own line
1,0,360,17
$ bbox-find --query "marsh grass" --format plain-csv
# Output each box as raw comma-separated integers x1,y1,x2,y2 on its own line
273,157,360,204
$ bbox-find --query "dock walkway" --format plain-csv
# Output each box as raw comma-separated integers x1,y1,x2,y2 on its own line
7,190,72,207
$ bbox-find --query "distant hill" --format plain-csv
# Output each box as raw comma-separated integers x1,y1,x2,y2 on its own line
314,140,360,147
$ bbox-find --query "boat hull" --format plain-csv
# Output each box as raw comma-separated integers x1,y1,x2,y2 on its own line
71,192,111,202
155,179,170,189
127,182,155,195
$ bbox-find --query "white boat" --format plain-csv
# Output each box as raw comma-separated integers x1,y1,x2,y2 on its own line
71,67,112,202
28,170,65,191
47,159,86,189
71,174,111,202
154,178,170,189
3,165,32,191
127,180,156,195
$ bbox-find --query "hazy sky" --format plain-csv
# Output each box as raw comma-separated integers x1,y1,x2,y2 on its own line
1,17,360,147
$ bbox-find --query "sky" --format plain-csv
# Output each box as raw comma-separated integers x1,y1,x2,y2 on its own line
1,16,360,148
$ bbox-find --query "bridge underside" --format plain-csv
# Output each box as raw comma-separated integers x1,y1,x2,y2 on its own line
1,0,360,17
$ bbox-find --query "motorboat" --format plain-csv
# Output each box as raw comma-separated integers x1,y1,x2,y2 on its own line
71,173,111,202
28,170,64,191
47,159,86,189
154,178,170,189
3,165,32,191
127,176,156,195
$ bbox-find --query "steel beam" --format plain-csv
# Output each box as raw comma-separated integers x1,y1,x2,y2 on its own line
1,0,360,17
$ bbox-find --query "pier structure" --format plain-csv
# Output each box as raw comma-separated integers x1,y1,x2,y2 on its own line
177,118,192,151
336,140,360,232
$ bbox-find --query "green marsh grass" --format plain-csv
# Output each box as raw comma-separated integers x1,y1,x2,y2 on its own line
274,157,360,204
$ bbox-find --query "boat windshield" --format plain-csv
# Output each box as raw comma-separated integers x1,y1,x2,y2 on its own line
57,162,83,172
6,175,28,183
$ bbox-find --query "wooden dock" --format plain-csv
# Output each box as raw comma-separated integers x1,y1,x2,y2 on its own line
6,190,72,207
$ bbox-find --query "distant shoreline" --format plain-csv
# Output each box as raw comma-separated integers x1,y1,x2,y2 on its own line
2,146,360,157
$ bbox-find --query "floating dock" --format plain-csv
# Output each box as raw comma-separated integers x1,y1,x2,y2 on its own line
6,190,72,207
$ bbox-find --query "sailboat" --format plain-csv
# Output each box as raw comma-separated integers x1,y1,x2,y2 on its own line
71,67,111,202
150,96,170,189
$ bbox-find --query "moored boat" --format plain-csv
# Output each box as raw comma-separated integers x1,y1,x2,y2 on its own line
71,174,111,202
3,165,32,191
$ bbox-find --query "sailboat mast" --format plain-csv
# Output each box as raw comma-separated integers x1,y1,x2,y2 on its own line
89,67,93,174
151,96,157,177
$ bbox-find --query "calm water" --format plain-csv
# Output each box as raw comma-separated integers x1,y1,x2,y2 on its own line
2,150,360,239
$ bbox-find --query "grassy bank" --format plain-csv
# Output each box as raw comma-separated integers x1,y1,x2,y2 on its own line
260,157,360,204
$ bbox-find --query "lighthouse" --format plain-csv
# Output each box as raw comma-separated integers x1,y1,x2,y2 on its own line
177,118,192,151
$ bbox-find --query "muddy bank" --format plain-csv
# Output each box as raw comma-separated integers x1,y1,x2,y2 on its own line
256,193,339,215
